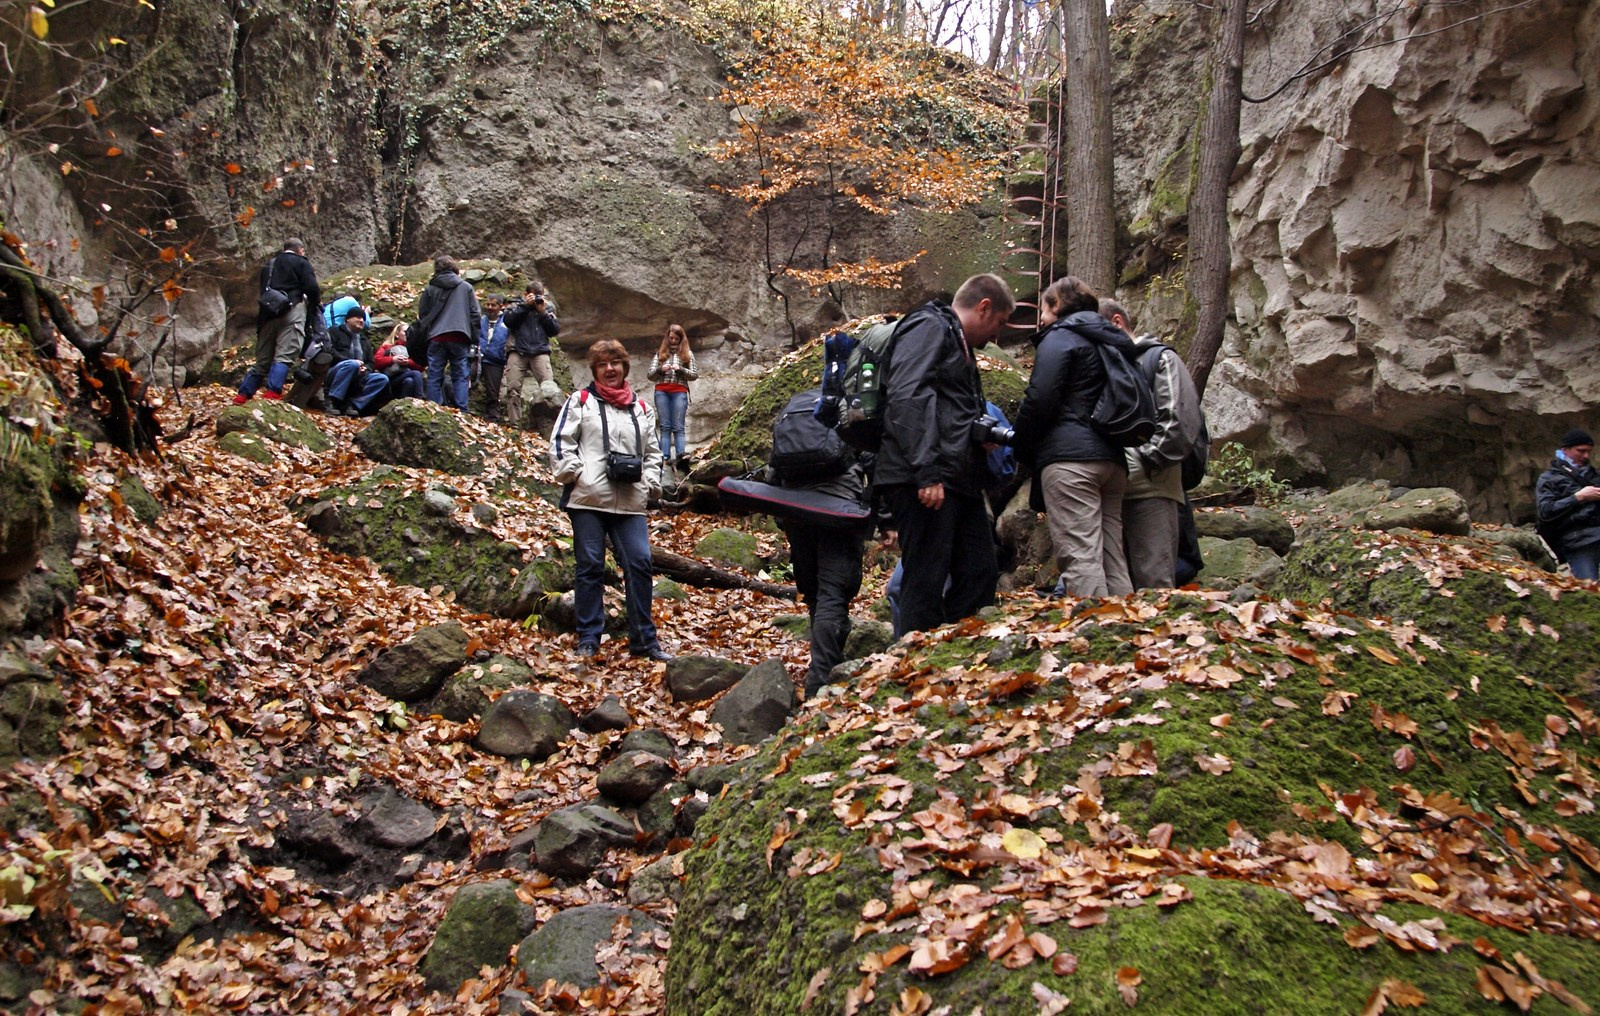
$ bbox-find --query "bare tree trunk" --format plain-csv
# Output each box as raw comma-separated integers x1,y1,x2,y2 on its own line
986,0,1011,71
1061,0,1116,295
1185,0,1247,395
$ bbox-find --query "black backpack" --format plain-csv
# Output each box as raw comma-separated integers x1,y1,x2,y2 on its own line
1138,343,1210,489
1082,340,1158,447
770,390,853,483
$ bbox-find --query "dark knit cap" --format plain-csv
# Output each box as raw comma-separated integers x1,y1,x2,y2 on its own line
1560,428,1594,448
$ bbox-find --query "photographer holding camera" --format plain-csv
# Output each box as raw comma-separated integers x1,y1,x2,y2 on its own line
549,340,671,662
502,281,562,429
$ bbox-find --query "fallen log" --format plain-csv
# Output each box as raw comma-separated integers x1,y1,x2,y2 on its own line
652,547,795,600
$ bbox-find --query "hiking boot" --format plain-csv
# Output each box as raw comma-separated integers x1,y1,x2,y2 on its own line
260,389,283,401
232,393,250,405
577,641,600,660
629,645,674,663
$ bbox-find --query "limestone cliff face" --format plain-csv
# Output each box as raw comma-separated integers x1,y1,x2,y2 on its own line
1116,0,1599,520
396,19,1002,433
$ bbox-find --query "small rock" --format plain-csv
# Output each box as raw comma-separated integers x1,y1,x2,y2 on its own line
357,622,472,702
711,659,797,746
359,789,438,849
420,879,538,990
596,751,675,805
664,655,747,703
579,695,632,733
626,854,683,905
618,728,678,759
424,489,458,516
476,691,576,759
532,804,636,879
471,503,499,526
515,903,662,988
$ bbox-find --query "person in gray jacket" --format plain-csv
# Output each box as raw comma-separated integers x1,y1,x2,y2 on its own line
1101,298,1204,589
416,255,482,410
549,340,671,662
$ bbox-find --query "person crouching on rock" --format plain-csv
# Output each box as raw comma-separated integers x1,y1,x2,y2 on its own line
550,340,672,662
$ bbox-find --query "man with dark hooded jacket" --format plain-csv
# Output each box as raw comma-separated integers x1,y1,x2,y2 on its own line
878,273,1015,637
235,238,320,404
501,281,562,428
1012,276,1135,598
416,255,482,410
1536,428,1600,580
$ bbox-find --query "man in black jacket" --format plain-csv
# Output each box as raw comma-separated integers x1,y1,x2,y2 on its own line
1536,428,1600,580
236,238,320,404
878,273,1015,636
500,281,562,428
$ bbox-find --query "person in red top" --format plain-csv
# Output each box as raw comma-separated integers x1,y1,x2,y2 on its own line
374,324,425,403
647,324,698,472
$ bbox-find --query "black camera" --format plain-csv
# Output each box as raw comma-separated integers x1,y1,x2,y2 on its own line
971,414,1015,446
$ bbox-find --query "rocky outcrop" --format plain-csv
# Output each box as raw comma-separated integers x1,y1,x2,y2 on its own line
1113,0,1600,522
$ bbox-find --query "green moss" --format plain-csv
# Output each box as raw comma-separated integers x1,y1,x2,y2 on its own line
217,431,275,464
303,472,528,614
0,419,56,582
705,346,827,465
694,527,763,572
215,401,333,454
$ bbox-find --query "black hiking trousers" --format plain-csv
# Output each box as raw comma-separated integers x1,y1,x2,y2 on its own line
784,521,864,696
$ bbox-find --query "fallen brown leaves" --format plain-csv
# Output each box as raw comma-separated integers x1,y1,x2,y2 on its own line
0,387,815,1013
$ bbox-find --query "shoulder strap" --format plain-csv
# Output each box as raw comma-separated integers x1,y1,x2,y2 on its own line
1138,343,1171,389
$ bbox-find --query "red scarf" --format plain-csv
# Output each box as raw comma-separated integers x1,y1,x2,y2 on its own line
593,379,636,409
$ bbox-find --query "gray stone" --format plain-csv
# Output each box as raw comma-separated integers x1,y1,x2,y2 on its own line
1321,481,1394,517
618,728,678,760
515,903,662,989
420,879,537,990
842,618,894,659
625,854,683,905
664,655,747,703
476,691,576,760
1360,487,1472,537
579,695,632,733
357,622,472,702
423,489,458,516
280,810,360,866
471,502,499,526
1197,537,1284,590
428,654,534,722
711,659,797,746
531,804,636,878
1476,527,1556,571
359,789,438,849
1194,505,1296,555
596,751,675,805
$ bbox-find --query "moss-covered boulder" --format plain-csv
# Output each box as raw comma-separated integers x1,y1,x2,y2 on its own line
666,534,1600,1014
427,654,534,722
1194,505,1296,555
0,420,56,583
1196,536,1283,589
694,527,762,572
215,400,332,454
1358,487,1471,536
0,652,66,766
298,471,532,615
354,399,485,475
419,879,536,991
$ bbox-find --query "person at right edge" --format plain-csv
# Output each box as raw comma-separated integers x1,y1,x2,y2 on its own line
878,273,1015,638
1535,428,1600,580
1101,297,1204,589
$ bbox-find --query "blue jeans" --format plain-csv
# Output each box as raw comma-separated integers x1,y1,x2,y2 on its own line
426,337,470,408
388,369,424,400
654,389,688,458
326,360,390,413
568,508,660,650
1569,545,1599,581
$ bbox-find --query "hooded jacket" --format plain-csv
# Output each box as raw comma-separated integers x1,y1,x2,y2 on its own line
417,272,482,343
1012,310,1135,468
550,387,664,515
873,302,988,495
1537,455,1600,554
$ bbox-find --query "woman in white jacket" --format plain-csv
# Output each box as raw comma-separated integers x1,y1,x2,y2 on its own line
550,340,671,661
